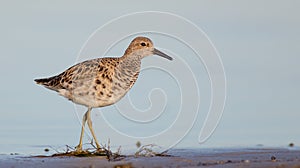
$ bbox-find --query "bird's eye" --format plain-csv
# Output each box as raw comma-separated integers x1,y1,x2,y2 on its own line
141,42,146,46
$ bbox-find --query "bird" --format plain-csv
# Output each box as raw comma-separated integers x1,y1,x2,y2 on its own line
34,36,173,152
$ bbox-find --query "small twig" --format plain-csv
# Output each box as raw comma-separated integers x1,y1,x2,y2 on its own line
116,146,122,155
105,139,113,161
66,145,75,152
89,139,97,149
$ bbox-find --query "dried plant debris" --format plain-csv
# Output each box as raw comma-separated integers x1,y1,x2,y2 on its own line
51,148,106,157
39,140,125,161
34,141,171,161
134,144,171,157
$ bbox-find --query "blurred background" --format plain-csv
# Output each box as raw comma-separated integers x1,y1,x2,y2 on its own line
0,1,299,154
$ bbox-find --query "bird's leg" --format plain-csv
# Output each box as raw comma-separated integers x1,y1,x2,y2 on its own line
86,108,101,150
75,108,89,152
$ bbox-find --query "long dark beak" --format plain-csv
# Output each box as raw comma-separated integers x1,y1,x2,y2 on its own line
153,48,173,61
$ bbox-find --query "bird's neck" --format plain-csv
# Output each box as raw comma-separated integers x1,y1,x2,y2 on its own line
119,53,142,73
116,53,141,89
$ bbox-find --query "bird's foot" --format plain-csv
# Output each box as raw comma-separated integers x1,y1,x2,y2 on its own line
96,147,105,152
94,143,104,151
74,145,83,153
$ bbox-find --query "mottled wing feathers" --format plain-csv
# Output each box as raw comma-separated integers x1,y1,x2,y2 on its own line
34,57,124,107
35,58,103,91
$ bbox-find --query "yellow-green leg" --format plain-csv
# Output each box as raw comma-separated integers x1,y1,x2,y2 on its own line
86,108,101,149
75,108,89,152
76,107,101,152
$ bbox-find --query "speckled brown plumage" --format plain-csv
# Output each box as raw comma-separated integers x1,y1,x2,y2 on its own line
34,36,173,152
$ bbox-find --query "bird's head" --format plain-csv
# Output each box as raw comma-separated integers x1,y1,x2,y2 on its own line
124,36,173,61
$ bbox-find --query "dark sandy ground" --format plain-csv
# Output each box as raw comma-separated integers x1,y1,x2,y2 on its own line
1,148,300,168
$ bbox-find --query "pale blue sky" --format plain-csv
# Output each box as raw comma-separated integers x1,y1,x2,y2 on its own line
0,1,299,153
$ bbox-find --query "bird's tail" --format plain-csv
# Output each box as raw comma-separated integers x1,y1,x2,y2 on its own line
34,77,52,86
34,75,60,89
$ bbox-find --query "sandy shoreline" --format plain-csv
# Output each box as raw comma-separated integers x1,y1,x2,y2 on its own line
1,148,300,168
